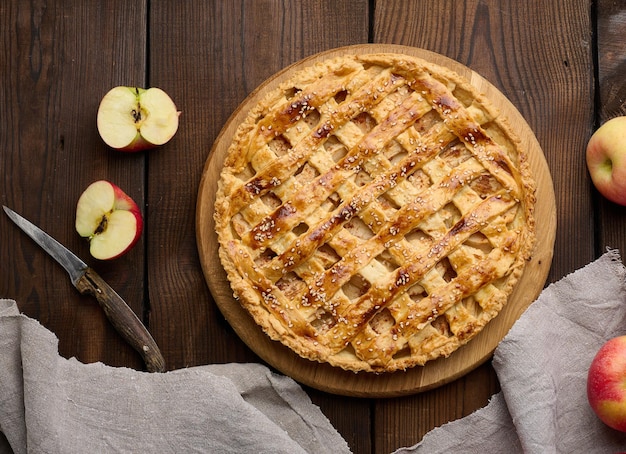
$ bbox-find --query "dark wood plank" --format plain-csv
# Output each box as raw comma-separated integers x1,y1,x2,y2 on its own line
0,0,148,369
372,0,594,451
147,1,370,451
595,0,626,257
596,0,626,123
374,363,499,449
145,0,258,369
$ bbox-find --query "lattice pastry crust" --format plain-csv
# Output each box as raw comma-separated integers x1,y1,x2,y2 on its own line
214,53,536,373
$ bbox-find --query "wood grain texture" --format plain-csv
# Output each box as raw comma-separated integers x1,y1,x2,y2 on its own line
0,0,148,369
597,0,626,122
146,0,262,369
373,361,500,447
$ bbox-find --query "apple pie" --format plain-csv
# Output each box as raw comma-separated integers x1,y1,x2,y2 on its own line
214,53,536,373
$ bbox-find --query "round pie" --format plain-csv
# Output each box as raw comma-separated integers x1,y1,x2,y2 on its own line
213,52,536,373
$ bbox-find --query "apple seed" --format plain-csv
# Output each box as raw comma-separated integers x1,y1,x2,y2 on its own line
132,107,142,123
95,215,108,235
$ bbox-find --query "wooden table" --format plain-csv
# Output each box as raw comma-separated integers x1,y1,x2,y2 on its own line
1,1,624,452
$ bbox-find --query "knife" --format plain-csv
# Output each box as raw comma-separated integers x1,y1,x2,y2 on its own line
3,205,165,373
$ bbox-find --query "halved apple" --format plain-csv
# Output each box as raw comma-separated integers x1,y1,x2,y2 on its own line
75,180,143,260
97,86,180,152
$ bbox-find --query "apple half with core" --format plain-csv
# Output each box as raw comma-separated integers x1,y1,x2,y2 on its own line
586,116,626,206
75,180,143,260
97,86,180,151
587,335,626,432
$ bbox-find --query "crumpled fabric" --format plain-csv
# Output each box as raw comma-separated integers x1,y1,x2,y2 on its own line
0,299,350,454
5,251,626,454
396,250,626,453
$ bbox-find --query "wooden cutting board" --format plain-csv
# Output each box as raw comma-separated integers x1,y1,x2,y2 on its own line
196,44,556,397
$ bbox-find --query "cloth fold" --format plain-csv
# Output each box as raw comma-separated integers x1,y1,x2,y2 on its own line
4,251,626,453
397,250,626,453
0,299,350,454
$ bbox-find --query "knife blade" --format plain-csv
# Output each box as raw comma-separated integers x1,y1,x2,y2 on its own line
3,205,165,373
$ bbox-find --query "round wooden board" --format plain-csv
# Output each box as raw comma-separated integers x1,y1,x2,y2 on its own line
196,44,556,397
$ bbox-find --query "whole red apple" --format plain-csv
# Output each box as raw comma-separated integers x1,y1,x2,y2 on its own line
586,116,626,206
587,335,626,432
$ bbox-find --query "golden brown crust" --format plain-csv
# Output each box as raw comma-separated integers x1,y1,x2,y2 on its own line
214,53,536,373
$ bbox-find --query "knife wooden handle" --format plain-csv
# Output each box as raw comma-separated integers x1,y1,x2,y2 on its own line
75,268,166,373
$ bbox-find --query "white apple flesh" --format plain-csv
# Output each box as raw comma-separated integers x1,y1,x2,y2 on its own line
75,180,143,260
97,86,180,152
586,116,626,206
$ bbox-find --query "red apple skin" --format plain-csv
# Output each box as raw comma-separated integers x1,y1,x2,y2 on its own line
109,182,143,258
75,180,143,260
118,133,154,153
586,116,626,206
587,335,626,432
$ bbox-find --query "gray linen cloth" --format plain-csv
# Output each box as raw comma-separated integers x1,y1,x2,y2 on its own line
397,250,626,453
4,251,626,453
0,299,350,454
